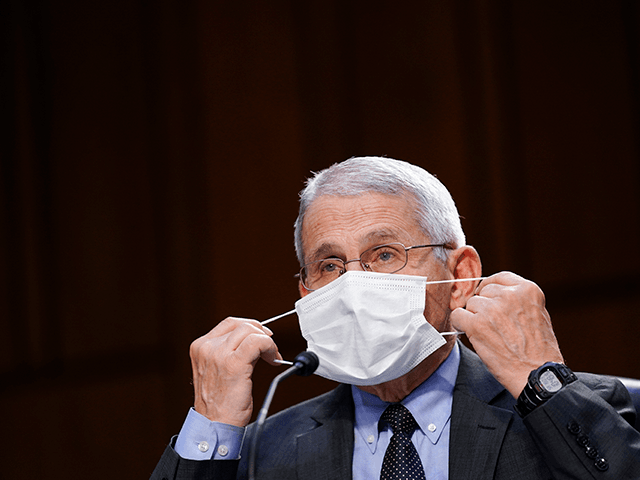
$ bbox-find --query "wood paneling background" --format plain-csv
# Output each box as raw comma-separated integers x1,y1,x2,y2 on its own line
1,2,639,478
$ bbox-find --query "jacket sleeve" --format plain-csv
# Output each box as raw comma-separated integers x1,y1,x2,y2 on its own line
149,437,240,480
524,375,640,479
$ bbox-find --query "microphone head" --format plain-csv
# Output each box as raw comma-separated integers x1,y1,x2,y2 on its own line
293,351,319,377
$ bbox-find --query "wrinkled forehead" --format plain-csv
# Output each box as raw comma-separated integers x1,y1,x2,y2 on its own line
300,193,427,261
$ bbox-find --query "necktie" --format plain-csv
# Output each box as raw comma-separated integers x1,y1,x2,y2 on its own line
380,404,426,480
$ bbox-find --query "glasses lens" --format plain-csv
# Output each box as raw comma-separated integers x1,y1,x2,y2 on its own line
361,243,407,273
303,258,345,290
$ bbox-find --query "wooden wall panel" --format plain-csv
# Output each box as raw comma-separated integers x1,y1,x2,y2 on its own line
2,372,170,479
1,1,639,479
514,3,640,285
552,296,640,378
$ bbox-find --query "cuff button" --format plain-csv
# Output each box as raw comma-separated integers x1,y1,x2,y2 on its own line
585,446,598,459
576,433,590,447
567,421,581,435
595,457,609,471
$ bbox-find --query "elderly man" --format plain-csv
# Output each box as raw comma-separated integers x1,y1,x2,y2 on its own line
151,157,640,479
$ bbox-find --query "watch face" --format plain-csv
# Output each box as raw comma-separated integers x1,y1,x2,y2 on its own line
540,369,563,392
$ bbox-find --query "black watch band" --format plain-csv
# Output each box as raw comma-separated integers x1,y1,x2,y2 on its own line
515,362,577,417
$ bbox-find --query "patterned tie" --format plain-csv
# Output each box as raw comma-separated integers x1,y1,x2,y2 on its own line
380,404,426,480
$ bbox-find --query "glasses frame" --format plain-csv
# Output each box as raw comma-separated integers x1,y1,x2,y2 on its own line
297,242,449,291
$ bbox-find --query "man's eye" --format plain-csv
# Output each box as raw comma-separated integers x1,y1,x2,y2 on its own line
321,261,340,273
376,249,396,262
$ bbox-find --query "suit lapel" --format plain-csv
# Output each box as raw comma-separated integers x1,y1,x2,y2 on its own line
295,383,354,480
289,345,513,480
449,345,514,480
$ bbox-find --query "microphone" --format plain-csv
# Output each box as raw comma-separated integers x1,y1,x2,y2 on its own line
248,351,319,480
291,350,320,377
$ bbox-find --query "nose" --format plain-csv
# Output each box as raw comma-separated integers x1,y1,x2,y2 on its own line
343,258,368,272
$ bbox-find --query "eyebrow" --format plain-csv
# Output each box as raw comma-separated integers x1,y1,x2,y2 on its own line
307,243,343,263
362,229,402,244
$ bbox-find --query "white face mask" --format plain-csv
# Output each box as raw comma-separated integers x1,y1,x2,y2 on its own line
294,271,450,386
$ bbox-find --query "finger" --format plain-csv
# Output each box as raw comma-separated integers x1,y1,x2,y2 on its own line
463,293,493,313
213,316,272,337
220,320,275,352
475,271,524,293
479,279,546,309
233,332,281,365
450,306,476,333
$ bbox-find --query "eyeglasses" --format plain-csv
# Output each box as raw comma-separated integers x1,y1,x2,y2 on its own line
298,243,448,291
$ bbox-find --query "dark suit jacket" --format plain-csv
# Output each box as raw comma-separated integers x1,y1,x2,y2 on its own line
150,345,640,479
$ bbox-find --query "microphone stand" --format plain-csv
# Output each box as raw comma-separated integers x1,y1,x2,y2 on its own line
248,352,318,480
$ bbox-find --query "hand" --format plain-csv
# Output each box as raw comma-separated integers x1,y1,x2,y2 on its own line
450,272,564,398
189,317,282,426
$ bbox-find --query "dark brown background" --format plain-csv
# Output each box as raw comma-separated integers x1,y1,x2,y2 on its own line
2,1,639,478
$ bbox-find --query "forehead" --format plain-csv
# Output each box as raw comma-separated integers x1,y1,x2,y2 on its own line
301,193,426,261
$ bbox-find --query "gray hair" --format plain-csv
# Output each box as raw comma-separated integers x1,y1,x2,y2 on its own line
294,156,466,265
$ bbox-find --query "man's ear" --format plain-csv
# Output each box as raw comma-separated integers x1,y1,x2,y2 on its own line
447,246,482,310
298,281,311,298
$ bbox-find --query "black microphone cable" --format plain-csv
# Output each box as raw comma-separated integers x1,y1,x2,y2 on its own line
248,351,319,480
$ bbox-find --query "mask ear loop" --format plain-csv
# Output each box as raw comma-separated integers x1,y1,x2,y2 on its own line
423,277,485,285
261,309,296,326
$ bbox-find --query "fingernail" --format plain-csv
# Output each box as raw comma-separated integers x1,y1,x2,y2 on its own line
263,326,274,335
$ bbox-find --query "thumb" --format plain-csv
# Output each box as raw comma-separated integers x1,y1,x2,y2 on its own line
450,307,475,334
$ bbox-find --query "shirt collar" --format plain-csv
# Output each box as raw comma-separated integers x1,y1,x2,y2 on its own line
351,342,460,454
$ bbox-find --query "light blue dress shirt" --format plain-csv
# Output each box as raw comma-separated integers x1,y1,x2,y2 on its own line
175,411,245,460
174,343,460,479
351,342,459,480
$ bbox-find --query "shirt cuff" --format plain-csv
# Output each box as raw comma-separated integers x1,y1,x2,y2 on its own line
174,408,245,460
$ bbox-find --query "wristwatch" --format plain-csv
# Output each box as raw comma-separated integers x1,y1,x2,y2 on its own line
515,362,578,417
